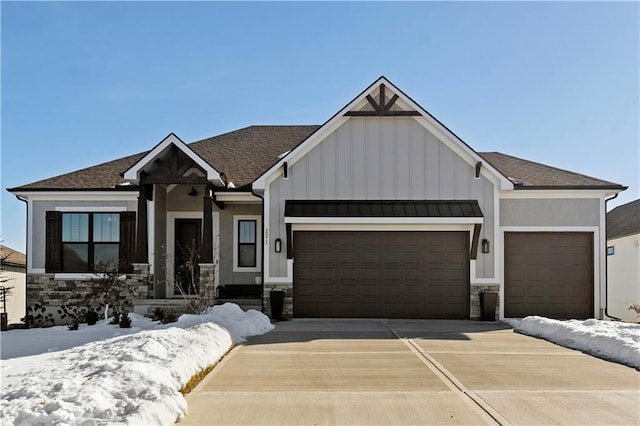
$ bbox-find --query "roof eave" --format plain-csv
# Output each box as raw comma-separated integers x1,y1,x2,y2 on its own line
7,187,140,193
513,185,628,191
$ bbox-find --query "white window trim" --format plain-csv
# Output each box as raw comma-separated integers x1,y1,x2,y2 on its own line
53,209,128,277
54,206,128,212
233,215,262,273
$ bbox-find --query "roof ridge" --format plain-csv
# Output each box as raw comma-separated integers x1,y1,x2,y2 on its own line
188,125,321,146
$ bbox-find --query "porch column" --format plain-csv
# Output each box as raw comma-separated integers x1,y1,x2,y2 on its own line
201,190,213,263
135,185,150,263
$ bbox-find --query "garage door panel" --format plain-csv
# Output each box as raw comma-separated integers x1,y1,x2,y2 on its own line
505,232,593,319
294,231,469,318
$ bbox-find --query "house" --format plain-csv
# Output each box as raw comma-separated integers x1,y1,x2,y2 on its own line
606,199,640,322
7,77,626,322
0,245,27,327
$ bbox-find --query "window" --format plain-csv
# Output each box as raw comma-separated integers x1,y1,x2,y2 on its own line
238,220,257,267
607,246,615,256
232,215,261,272
61,213,121,272
46,210,134,274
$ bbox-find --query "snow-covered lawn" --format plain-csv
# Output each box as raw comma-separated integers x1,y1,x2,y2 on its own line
0,303,274,425
505,316,640,369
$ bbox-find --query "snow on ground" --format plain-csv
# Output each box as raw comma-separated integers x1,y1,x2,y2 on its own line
0,303,274,425
505,316,640,369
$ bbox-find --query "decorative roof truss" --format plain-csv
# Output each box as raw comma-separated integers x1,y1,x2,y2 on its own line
345,84,420,117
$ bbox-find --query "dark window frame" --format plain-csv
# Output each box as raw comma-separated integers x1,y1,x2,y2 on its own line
60,212,121,273
237,219,257,268
607,246,615,256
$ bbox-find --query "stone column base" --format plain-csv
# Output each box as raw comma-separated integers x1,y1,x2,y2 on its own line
263,283,293,319
470,284,500,320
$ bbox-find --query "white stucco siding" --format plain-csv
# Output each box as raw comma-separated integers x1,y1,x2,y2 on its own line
607,233,640,321
30,200,137,271
500,198,600,227
267,116,496,279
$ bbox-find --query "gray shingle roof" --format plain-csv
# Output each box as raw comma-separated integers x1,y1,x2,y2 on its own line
8,126,624,192
478,152,623,189
1,245,26,268
190,125,320,188
607,199,640,240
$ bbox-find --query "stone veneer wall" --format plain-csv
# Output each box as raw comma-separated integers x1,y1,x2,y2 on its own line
25,263,153,324
199,263,216,300
470,284,500,319
263,283,293,319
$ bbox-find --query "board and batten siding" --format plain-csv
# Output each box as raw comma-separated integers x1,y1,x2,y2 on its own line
30,200,137,271
268,116,496,279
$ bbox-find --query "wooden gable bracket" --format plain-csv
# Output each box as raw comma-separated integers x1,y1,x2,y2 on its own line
286,223,293,259
345,84,420,117
470,223,482,260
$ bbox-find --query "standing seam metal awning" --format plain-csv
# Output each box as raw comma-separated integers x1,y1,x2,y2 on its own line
285,200,483,218
283,200,484,260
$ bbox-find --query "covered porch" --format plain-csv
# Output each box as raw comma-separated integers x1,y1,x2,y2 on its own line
123,134,264,315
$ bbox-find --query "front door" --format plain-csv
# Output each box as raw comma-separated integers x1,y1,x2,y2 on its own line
174,218,201,295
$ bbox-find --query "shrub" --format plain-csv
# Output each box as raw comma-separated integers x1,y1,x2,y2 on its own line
67,319,79,331
58,299,88,325
628,304,640,318
162,312,178,324
84,261,135,320
22,303,54,328
119,310,132,328
152,307,165,322
85,310,99,325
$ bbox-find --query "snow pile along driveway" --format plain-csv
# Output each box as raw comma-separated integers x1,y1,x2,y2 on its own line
0,303,274,425
505,316,640,369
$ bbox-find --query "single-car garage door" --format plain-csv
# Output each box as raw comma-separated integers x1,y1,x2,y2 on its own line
293,231,469,318
504,232,593,319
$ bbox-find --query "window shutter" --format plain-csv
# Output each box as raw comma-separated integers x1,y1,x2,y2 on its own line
45,211,62,273
120,212,136,273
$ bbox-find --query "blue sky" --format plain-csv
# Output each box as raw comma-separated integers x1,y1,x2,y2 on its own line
1,1,638,253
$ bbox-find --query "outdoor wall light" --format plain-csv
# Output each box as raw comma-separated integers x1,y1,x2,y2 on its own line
275,238,282,253
481,239,490,254
187,187,198,197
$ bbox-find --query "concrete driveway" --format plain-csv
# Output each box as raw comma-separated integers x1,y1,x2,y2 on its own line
180,319,640,425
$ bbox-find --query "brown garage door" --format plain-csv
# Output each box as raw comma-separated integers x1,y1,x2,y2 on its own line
504,232,593,319
293,231,469,318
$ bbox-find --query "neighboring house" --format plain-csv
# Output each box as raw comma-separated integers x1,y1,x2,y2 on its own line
606,199,640,321
7,77,626,322
0,245,27,326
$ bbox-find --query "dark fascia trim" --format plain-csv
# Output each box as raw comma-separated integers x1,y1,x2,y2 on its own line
212,185,254,193
1,261,26,269
513,185,628,191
